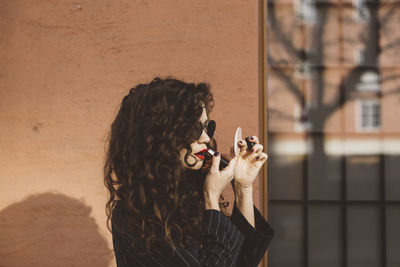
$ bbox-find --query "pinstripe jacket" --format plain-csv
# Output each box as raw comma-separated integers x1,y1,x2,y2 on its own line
112,204,273,267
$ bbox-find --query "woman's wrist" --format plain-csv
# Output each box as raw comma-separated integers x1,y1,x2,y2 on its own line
233,183,255,227
204,191,220,211
234,184,253,203
233,180,253,194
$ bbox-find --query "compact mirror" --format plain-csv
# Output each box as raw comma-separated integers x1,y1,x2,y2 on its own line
233,127,242,156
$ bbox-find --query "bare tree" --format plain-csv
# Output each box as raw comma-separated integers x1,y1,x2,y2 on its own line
266,1,400,265
267,0,400,155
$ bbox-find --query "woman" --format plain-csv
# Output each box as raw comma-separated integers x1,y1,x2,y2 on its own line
104,77,273,267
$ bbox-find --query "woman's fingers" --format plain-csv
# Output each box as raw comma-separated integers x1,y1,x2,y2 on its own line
238,140,248,156
253,152,268,163
247,136,259,144
257,152,268,162
210,153,221,173
238,136,260,154
247,144,264,162
236,135,268,167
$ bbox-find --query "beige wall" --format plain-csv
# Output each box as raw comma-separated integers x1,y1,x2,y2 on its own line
0,1,261,266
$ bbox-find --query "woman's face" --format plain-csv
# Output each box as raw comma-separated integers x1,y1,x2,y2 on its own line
180,107,211,170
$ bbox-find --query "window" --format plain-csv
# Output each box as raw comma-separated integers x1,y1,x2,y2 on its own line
264,0,400,266
295,61,313,79
354,47,365,65
353,0,370,22
294,0,318,24
294,105,312,132
356,71,380,92
357,99,381,131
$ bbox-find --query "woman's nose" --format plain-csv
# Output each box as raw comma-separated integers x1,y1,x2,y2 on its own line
198,129,211,144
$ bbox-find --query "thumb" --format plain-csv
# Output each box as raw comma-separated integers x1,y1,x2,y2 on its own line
227,156,237,170
210,152,221,173
221,156,237,175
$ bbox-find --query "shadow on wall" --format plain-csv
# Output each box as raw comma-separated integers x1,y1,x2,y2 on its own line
0,192,113,267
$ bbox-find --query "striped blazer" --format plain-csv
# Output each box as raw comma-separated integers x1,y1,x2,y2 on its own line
112,204,273,267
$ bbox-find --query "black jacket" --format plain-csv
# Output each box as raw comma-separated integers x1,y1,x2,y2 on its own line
112,204,273,267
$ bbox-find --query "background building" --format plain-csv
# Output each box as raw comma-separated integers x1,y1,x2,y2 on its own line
265,0,400,266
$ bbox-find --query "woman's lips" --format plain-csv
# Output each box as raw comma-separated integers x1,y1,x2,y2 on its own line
194,149,209,160
195,154,205,160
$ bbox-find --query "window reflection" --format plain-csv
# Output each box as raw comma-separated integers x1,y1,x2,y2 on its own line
265,0,400,265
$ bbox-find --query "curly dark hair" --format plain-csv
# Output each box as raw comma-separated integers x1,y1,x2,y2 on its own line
104,77,227,257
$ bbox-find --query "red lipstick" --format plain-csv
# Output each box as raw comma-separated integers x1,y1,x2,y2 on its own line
196,148,229,170
194,149,208,160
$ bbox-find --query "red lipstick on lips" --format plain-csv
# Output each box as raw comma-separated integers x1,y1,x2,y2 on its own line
196,148,229,170
194,149,209,160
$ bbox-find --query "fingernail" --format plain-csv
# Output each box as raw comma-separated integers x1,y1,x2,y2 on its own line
214,152,220,157
249,137,254,141
250,148,254,152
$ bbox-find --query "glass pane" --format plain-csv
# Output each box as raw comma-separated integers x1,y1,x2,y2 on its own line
267,4,299,66
342,5,379,68
387,205,400,267
385,155,400,201
308,204,341,267
268,150,304,200
305,6,340,67
346,156,380,200
347,205,380,267
379,4,400,68
307,69,343,134
268,203,303,267
308,135,342,200
267,69,306,134
266,0,400,265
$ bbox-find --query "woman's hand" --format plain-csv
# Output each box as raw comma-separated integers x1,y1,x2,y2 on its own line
234,136,268,189
203,153,237,211
232,136,268,226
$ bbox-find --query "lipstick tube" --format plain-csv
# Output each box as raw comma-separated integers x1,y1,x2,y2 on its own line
205,148,229,170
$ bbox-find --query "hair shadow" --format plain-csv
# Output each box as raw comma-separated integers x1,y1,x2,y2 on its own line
0,192,113,267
